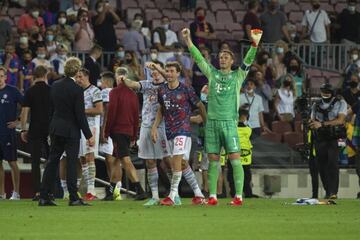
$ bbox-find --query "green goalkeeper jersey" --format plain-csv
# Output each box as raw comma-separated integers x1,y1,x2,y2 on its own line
189,45,257,121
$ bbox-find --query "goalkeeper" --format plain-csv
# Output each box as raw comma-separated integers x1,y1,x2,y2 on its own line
181,28,262,206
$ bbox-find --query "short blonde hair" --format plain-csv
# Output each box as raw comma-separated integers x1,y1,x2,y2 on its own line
115,67,129,77
64,57,82,77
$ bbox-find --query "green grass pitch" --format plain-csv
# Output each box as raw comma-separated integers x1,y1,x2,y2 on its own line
0,199,359,240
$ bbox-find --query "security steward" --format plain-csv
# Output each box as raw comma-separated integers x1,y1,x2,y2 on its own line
309,83,347,199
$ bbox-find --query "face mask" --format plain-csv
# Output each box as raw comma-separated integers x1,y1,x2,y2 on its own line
32,11,39,18
313,4,320,10
97,81,102,88
197,16,205,21
116,51,125,58
58,17,67,25
348,5,356,12
247,89,254,94
135,19,143,26
349,81,358,89
19,36,28,45
162,24,169,30
291,33,296,39
37,53,46,59
150,53,157,60
97,7,103,12
321,95,332,103
352,54,358,61
200,93,207,102
290,65,299,72
276,47,284,54
58,54,67,60
46,35,54,42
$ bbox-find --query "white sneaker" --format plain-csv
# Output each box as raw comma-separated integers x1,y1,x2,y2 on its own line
0,193,6,200
63,192,69,200
9,192,20,200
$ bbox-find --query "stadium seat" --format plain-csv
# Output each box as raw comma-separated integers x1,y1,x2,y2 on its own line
115,29,126,40
126,8,142,22
335,3,347,13
145,9,162,22
7,8,25,18
216,10,234,24
232,30,244,41
226,1,246,11
181,11,195,21
272,121,293,135
121,0,139,10
309,76,326,90
306,68,323,77
151,19,162,29
283,131,304,149
196,0,208,9
171,20,188,32
162,9,181,20
261,132,282,143
138,0,156,9
289,11,304,24
108,0,117,8
209,1,228,11
114,21,127,30
234,10,246,23
212,22,225,31
226,22,241,32
284,2,301,13
300,2,313,12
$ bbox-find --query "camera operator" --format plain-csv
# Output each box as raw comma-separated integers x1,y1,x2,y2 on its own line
309,83,347,199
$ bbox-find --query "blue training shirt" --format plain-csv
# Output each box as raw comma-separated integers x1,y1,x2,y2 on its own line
0,85,23,135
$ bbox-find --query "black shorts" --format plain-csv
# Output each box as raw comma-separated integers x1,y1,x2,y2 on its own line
111,133,131,158
0,133,17,162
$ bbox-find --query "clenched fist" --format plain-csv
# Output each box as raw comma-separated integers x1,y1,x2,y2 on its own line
182,28,190,39
250,29,263,47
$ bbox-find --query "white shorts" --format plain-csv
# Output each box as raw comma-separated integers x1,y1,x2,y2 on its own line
99,137,114,156
79,125,100,157
138,127,170,160
169,135,192,161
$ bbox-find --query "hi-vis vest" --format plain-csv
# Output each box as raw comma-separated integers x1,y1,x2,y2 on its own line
237,126,253,165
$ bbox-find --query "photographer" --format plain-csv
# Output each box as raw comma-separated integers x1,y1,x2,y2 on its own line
309,83,347,199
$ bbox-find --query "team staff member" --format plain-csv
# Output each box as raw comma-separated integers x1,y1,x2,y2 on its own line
309,83,347,199
105,67,146,201
20,65,51,201
0,66,23,200
39,57,94,207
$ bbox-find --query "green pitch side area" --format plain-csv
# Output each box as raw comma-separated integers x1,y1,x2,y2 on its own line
0,199,359,240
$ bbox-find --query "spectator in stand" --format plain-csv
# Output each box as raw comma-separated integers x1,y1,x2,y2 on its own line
31,44,52,69
342,74,360,112
301,0,331,44
286,57,305,97
240,79,269,137
84,44,102,86
16,32,30,61
28,27,44,58
166,43,192,85
0,14,12,50
254,70,273,127
148,46,161,63
122,50,144,81
19,50,35,92
50,44,69,83
45,28,57,58
122,20,146,59
51,11,74,51
253,50,276,87
272,40,288,81
192,46,211,96
66,0,88,25
343,48,360,90
260,0,292,43
338,0,360,45
42,0,60,27
92,0,119,52
190,7,216,49
243,0,261,43
0,42,20,88
152,16,178,64
109,44,125,73
274,76,296,123
18,4,45,34
133,13,152,48
73,8,94,52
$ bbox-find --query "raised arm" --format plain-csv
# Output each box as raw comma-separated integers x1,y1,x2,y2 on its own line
182,28,213,79
122,75,141,90
145,62,167,79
